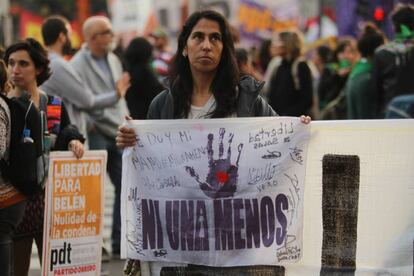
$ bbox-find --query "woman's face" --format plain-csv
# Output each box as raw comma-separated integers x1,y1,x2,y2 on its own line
271,36,286,58
8,50,39,89
183,18,223,74
338,44,358,64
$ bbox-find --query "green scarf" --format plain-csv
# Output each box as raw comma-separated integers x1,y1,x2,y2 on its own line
395,24,414,42
349,59,372,80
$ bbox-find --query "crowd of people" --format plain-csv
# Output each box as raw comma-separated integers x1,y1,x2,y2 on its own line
0,3,413,276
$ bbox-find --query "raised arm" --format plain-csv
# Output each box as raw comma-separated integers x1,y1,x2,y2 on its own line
41,59,126,110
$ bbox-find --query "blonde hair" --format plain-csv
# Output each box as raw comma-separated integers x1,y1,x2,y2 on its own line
276,31,304,61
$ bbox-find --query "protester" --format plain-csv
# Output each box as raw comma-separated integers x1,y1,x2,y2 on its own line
40,15,130,139
312,45,334,110
4,38,84,274
70,15,129,257
319,38,358,107
372,4,414,118
124,37,164,119
235,47,263,80
116,9,310,275
319,38,358,119
0,59,27,276
346,23,385,119
148,28,173,81
258,39,272,74
263,31,313,116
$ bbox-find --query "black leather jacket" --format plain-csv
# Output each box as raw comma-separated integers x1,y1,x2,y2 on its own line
147,75,277,119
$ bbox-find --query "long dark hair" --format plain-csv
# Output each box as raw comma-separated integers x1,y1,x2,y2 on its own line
124,37,163,119
357,23,385,58
170,10,239,119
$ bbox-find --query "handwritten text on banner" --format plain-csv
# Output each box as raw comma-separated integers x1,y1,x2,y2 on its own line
121,117,310,266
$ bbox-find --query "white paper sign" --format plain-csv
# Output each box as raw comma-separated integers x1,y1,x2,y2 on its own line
121,117,310,266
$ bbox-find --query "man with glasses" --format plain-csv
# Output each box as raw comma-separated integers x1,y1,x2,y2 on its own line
40,16,129,139
70,16,130,258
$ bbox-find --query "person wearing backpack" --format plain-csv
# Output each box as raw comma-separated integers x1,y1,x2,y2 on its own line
4,38,85,275
0,59,29,276
345,23,385,119
262,31,313,117
372,4,414,118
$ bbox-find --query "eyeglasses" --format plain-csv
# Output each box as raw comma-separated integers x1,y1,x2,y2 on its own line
93,29,113,38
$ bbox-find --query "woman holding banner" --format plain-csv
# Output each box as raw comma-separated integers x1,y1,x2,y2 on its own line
117,9,310,275
117,9,310,145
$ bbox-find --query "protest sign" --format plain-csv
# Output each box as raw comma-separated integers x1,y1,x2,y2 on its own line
284,119,414,275
42,151,107,276
121,117,311,266
123,119,414,275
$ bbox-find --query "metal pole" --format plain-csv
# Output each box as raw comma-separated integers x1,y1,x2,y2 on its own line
318,0,324,39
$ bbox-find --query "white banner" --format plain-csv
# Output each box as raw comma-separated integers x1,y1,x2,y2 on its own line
121,117,310,266
109,0,153,33
122,119,414,274
285,119,414,275
42,151,107,276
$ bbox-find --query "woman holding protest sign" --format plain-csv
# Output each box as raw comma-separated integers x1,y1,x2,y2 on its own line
4,38,85,274
117,9,310,275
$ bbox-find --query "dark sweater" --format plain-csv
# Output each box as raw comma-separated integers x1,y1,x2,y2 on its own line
126,66,164,120
268,59,313,116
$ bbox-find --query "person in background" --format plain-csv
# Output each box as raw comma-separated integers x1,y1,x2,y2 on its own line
40,15,129,139
148,28,173,82
372,4,414,118
117,10,310,275
312,45,334,110
235,47,263,80
346,23,385,119
258,39,272,74
70,15,129,258
263,31,313,116
124,37,164,119
230,24,241,47
319,38,359,110
4,38,84,275
0,59,27,276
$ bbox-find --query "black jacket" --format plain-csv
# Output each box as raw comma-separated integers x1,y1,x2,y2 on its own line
372,41,414,117
125,65,164,120
147,76,277,119
268,59,313,116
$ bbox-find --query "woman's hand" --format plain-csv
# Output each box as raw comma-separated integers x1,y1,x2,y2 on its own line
116,116,136,149
69,140,84,159
300,115,311,124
